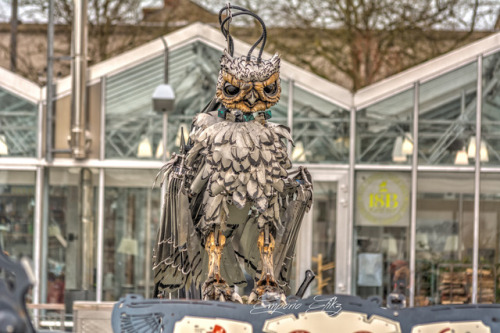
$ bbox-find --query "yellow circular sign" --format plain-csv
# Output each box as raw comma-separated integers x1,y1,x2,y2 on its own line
357,173,409,226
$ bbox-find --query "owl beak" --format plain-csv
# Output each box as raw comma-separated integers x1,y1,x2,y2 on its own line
245,90,258,106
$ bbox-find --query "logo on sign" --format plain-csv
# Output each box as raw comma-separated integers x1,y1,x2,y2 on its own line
357,173,409,226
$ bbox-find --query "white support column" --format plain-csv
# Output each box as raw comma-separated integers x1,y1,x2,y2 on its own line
471,55,483,304
33,166,44,305
346,106,356,294
409,81,419,307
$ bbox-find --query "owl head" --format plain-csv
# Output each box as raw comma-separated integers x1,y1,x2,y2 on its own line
216,51,281,113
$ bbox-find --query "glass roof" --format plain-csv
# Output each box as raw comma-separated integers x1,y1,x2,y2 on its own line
0,87,38,157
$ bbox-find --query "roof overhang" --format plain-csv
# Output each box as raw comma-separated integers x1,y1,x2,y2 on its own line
354,32,500,109
3,23,500,111
53,22,353,109
0,67,42,104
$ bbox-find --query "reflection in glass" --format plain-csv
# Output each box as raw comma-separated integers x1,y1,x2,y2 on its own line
479,174,500,304
356,89,413,164
482,51,500,165
106,42,221,159
354,172,410,304
311,182,336,294
47,168,97,304
103,170,160,301
415,173,475,306
293,86,349,163
0,170,35,264
418,62,477,165
0,87,38,157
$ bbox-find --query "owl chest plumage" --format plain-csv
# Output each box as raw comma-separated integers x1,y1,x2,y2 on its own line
186,114,292,214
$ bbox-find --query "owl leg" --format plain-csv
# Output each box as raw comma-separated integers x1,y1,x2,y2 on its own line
202,226,242,303
249,223,287,304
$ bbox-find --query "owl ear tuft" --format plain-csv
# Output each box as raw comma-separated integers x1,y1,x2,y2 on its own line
223,50,234,62
270,53,280,66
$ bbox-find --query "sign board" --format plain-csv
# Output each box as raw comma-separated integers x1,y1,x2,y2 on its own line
356,172,410,227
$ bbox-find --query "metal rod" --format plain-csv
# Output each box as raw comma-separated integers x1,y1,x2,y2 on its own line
409,81,419,307
162,113,168,162
472,55,483,304
69,0,89,159
46,0,54,163
10,0,18,72
37,103,44,159
100,77,106,161
40,168,50,304
96,168,104,302
161,37,169,84
96,76,107,301
33,166,44,307
80,168,94,290
287,79,294,156
144,188,152,298
347,105,356,294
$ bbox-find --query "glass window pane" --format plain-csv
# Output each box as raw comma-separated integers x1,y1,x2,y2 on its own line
293,86,349,163
105,42,222,159
419,62,477,165
46,168,98,304
416,172,474,306
0,87,38,157
0,170,35,262
479,174,500,304
103,169,160,301
482,51,500,165
311,181,336,295
354,171,411,304
356,89,414,164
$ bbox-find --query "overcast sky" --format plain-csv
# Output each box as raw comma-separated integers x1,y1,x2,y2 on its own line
0,0,496,30
0,0,164,23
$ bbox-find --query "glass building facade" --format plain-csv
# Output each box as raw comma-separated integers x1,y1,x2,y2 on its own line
1,23,500,309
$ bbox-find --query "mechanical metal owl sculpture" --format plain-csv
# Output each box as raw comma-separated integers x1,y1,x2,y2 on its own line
153,5,313,304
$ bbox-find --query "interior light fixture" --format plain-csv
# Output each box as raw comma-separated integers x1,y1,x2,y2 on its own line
467,136,476,158
402,132,413,155
137,136,153,158
467,136,489,162
454,147,469,165
392,136,407,162
155,140,164,159
480,141,489,162
291,141,307,162
0,135,8,155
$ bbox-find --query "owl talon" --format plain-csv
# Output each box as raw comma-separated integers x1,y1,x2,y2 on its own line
202,279,242,303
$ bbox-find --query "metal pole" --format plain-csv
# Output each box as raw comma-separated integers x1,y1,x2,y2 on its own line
347,105,356,294
33,166,44,318
46,0,55,163
80,168,94,290
96,168,104,301
409,81,419,307
472,55,483,304
10,0,18,72
96,76,106,302
69,0,89,159
287,80,294,157
144,188,152,298
161,37,169,84
40,169,50,304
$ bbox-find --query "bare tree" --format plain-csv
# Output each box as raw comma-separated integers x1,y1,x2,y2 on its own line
0,0,156,83
197,0,498,91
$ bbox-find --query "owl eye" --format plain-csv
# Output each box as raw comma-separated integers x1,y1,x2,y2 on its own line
224,83,240,96
263,83,277,95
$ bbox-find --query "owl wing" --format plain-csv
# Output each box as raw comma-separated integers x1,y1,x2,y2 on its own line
152,105,220,296
273,167,314,291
